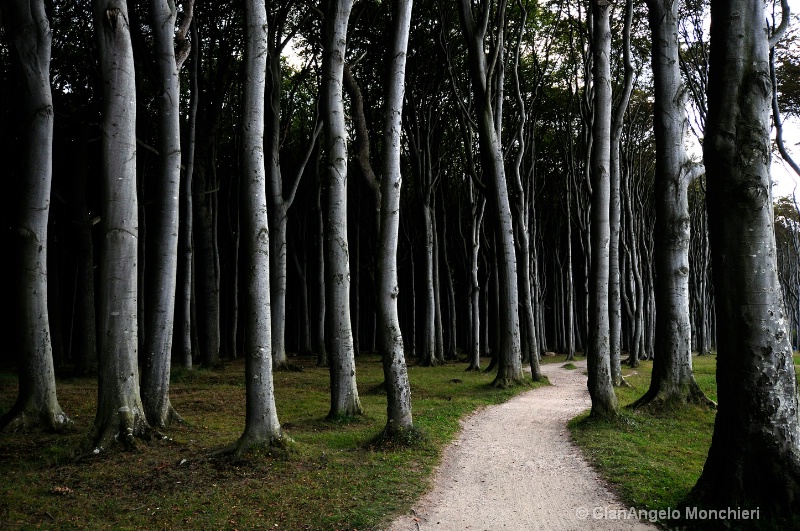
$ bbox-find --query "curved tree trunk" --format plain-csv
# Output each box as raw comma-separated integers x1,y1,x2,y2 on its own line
0,0,69,433
322,0,362,418
90,0,151,449
689,0,800,518
456,0,523,388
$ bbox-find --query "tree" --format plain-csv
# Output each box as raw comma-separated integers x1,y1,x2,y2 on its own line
0,0,70,432
456,0,525,387
265,2,320,372
141,0,193,428
227,0,284,455
90,0,151,449
631,0,712,409
586,0,618,418
321,0,362,418
608,0,635,387
376,0,414,436
688,0,800,520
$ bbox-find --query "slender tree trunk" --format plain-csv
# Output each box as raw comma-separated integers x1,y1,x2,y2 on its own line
313,160,328,367
689,0,800,518
608,0,635,387
586,0,618,418
0,0,69,432
377,0,414,436
457,0,524,387
141,0,185,428
175,19,199,370
633,0,712,408
90,0,151,449
227,0,284,456
322,0,362,418
420,199,438,366
193,150,221,367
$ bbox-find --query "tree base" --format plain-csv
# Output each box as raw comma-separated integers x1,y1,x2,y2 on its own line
490,375,528,389
0,405,71,433
629,379,716,411
211,434,290,460
369,424,425,449
146,403,186,429
465,363,481,372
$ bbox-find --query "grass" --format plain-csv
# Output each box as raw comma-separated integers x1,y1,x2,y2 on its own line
568,355,718,517
0,354,543,530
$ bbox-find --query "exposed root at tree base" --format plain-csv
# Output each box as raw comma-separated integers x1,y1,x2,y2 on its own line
0,406,71,434
210,435,290,460
77,422,167,460
490,376,529,389
628,388,717,412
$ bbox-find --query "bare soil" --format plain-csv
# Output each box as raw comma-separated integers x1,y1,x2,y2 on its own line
388,360,657,530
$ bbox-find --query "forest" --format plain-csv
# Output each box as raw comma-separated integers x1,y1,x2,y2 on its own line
2,0,800,527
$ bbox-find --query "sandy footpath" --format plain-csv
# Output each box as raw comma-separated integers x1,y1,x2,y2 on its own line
387,360,656,530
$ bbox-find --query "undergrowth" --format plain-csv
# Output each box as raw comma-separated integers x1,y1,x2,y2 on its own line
0,354,542,530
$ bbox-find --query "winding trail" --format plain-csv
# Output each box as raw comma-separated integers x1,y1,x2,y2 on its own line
388,360,656,530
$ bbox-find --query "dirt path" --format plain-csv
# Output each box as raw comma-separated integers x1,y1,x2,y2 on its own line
387,360,656,530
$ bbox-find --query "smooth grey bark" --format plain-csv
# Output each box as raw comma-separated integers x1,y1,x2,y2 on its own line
175,19,199,370
322,0,362,418
228,0,284,456
456,0,523,387
509,0,541,380
90,0,151,449
376,0,414,436
313,162,328,367
0,0,69,432
689,0,800,517
141,0,186,428
608,0,634,387
432,205,444,364
586,0,618,418
632,0,712,409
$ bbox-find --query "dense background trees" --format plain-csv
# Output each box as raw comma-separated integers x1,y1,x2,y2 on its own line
2,0,800,516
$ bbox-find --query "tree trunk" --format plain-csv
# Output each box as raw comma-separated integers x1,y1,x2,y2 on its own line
141,0,185,428
632,0,712,409
608,0,635,387
457,0,524,387
376,0,414,436
90,0,151,449
322,0,362,418
225,0,285,456
193,150,221,367
313,160,328,367
0,0,69,432
175,19,199,370
586,0,618,418
688,0,800,518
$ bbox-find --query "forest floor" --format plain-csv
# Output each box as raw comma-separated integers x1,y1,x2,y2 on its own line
387,360,657,531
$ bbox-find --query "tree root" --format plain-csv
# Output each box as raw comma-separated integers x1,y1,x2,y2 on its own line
0,405,71,433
